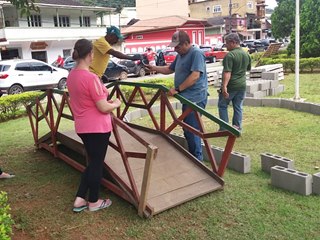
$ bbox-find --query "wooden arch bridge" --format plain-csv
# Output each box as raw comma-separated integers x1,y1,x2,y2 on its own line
26,81,240,218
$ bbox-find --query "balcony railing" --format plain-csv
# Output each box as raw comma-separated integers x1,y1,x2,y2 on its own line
1,26,106,41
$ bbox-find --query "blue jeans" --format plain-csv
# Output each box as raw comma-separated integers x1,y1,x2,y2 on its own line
182,98,207,161
218,90,245,130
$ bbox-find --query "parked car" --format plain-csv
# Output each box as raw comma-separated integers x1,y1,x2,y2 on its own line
0,59,68,95
199,45,228,62
52,56,75,71
163,50,177,64
243,40,266,54
117,53,148,77
101,60,129,83
240,43,250,53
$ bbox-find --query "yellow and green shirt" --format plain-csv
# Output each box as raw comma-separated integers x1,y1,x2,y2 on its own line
89,37,112,78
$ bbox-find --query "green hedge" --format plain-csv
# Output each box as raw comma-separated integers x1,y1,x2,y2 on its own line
259,57,320,73
0,191,14,240
0,91,42,122
119,78,174,99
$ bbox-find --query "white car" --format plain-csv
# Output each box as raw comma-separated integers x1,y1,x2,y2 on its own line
0,59,69,96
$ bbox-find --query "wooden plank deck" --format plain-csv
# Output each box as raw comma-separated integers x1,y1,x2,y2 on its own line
58,126,223,215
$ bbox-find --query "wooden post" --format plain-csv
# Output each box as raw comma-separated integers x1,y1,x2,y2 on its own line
138,145,158,217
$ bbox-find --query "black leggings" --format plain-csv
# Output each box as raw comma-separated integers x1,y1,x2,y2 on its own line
76,132,111,203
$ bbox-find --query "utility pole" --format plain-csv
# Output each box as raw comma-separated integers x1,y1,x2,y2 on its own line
229,0,232,33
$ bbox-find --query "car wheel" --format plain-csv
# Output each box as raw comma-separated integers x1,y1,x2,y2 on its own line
58,78,67,90
119,71,128,80
8,84,23,94
138,67,146,77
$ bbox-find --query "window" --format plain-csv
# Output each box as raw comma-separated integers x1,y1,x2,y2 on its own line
54,16,70,27
0,65,10,72
232,3,239,9
15,63,31,71
30,62,52,71
27,15,42,27
247,1,253,9
79,16,91,27
213,5,222,13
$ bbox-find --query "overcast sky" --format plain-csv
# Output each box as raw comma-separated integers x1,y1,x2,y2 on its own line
266,0,278,9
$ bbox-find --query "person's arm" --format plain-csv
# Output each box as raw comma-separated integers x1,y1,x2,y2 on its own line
222,71,231,98
107,49,140,61
96,98,121,113
169,71,200,96
145,64,174,75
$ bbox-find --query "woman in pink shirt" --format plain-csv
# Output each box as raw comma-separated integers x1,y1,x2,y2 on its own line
67,39,121,212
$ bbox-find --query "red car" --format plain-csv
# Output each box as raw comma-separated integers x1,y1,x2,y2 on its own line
200,45,228,62
163,50,178,64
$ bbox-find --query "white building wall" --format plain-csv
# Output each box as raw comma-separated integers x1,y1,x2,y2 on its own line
136,0,189,20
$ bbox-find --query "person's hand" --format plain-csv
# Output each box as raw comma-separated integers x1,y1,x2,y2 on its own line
168,88,178,96
222,86,229,99
144,64,154,72
111,98,121,108
130,54,143,61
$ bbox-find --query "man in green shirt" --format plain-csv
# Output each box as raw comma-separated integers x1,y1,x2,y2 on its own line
218,33,251,130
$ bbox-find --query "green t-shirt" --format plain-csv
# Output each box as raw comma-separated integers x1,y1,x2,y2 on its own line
222,47,251,91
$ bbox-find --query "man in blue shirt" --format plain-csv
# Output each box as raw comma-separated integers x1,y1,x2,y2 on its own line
146,31,208,161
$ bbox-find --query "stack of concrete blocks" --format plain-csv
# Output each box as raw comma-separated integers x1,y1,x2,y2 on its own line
246,64,285,98
261,153,318,196
170,134,251,174
271,166,312,196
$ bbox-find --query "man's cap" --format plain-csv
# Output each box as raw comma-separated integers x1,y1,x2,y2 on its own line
106,26,123,40
168,31,190,47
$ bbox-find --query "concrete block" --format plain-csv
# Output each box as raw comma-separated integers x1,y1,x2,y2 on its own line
262,72,279,81
271,166,312,195
246,90,267,98
170,134,250,174
295,102,311,113
270,80,280,89
280,99,296,111
207,147,251,174
261,98,281,108
244,97,262,107
309,103,320,115
246,81,259,93
258,80,271,91
268,84,284,96
208,98,218,106
312,172,320,195
261,153,294,173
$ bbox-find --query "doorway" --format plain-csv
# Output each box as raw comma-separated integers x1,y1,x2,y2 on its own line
31,51,47,63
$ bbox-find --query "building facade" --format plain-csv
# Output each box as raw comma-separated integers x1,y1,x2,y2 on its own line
136,0,189,20
0,0,114,63
121,16,207,53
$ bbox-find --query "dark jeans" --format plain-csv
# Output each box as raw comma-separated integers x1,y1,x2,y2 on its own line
218,90,245,130
76,132,111,203
182,97,208,161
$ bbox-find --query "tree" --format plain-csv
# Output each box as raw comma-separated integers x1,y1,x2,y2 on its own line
271,0,297,39
6,0,39,16
288,0,320,57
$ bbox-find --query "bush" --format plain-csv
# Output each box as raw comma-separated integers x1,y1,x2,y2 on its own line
259,57,320,73
118,78,174,100
0,191,14,240
0,91,42,122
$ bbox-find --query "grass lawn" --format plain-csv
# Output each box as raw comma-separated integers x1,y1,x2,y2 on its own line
1,73,320,240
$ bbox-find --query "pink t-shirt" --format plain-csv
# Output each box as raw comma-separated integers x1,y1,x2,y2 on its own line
66,69,112,134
